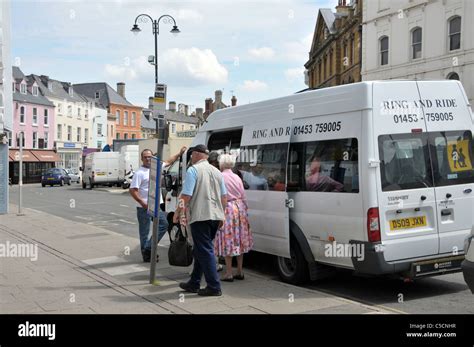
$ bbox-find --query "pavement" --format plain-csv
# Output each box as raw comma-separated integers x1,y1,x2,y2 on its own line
0,204,395,314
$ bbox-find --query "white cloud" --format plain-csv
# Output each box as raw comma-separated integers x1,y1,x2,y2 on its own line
104,48,228,86
176,9,204,23
248,47,275,60
283,33,313,63
239,80,268,92
162,48,228,85
104,63,138,80
285,67,305,82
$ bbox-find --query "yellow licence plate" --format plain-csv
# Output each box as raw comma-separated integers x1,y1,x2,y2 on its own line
96,173,106,176
390,216,427,231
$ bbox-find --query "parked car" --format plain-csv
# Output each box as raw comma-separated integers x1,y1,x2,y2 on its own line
462,235,474,293
65,169,81,184
41,168,71,187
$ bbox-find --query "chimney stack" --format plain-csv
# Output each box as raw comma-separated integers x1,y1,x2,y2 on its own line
196,108,203,119
205,98,213,114
231,95,237,107
117,82,125,99
336,0,350,14
215,90,223,104
169,101,176,112
184,105,189,116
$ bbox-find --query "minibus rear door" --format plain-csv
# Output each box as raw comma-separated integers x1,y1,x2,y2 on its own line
373,81,439,261
416,80,474,256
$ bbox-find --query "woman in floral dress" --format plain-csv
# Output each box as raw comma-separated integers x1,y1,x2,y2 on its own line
214,154,253,281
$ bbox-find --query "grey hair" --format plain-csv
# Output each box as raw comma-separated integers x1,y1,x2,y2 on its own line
219,154,236,170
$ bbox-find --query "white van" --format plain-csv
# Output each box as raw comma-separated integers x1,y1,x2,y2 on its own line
167,80,474,284
118,145,139,182
82,152,121,189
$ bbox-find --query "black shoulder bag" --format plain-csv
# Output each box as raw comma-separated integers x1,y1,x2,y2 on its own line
168,224,193,267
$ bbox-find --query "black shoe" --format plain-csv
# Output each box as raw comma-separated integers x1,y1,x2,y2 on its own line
179,282,199,293
142,249,151,262
234,273,245,280
143,250,159,263
198,287,222,297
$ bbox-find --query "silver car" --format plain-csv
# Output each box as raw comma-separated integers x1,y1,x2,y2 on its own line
65,169,81,184
462,235,474,293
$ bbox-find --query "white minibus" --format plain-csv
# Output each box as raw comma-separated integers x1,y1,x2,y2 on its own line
166,81,474,284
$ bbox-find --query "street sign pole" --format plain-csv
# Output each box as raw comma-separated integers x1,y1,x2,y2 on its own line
149,112,166,284
18,132,23,215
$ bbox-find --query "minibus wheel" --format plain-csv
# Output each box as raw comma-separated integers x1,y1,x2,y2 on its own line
276,240,308,285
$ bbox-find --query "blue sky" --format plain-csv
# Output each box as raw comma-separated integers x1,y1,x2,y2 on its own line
12,0,335,112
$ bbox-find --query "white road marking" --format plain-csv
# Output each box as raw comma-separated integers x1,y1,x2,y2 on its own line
103,264,149,276
86,220,120,226
83,256,122,265
75,216,94,221
118,219,136,225
82,256,149,276
119,204,130,208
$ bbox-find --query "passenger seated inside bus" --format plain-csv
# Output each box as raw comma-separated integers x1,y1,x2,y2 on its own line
305,156,344,192
241,163,269,190
267,169,286,191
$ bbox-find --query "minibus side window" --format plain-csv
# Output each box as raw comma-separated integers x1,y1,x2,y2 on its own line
430,130,474,187
289,138,359,193
378,134,433,191
235,143,287,191
207,129,242,152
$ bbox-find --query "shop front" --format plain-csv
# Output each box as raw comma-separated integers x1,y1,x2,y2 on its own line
55,141,83,172
8,149,61,184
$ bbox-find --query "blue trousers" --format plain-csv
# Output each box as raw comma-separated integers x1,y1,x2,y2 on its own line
188,220,221,291
136,207,168,254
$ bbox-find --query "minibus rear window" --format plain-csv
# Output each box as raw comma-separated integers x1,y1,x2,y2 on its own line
430,130,474,187
378,134,433,191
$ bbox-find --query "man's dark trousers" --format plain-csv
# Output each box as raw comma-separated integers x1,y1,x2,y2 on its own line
188,220,221,291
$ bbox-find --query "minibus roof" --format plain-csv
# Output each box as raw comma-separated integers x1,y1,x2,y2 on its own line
199,80,464,132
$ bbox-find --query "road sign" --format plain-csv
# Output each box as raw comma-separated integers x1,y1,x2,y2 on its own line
176,130,197,138
153,83,167,116
147,156,161,218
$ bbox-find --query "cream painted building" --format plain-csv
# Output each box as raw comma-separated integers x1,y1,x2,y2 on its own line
361,0,474,105
32,75,92,170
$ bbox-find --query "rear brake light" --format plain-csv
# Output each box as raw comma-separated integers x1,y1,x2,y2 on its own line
411,128,423,133
367,207,381,242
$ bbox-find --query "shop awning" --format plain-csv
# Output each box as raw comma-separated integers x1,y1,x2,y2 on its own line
8,150,39,162
32,150,61,163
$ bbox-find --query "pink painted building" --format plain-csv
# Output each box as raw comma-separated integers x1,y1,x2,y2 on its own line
12,66,55,149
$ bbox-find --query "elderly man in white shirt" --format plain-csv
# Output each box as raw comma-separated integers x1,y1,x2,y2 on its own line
130,147,186,262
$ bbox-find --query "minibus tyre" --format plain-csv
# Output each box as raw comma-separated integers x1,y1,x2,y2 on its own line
276,240,309,285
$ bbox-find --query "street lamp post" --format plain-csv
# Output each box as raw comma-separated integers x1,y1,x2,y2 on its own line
131,14,180,285
131,14,180,85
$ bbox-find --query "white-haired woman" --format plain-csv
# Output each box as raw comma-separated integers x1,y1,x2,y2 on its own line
214,154,253,281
